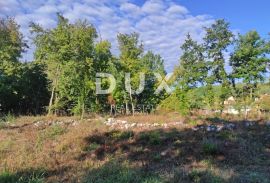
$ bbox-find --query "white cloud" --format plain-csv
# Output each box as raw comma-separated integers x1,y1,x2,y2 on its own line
0,0,215,71
120,2,142,17
142,0,165,14
167,5,189,15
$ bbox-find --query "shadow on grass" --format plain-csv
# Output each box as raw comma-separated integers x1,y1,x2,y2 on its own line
81,121,270,183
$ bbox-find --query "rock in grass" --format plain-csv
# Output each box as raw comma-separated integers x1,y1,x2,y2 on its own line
244,121,255,127
216,125,224,132
207,125,217,132
224,123,236,130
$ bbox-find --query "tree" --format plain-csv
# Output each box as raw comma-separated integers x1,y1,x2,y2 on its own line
93,40,114,112
177,34,208,90
0,18,26,68
117,32,144,115
230,31,269,115
139,51,167,110
31,14,99,118
0,17,27,114
17,62,49,115
30,14,73,115
204,19,234,111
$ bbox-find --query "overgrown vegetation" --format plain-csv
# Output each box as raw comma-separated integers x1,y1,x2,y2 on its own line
1,15,270,118
0,115,270,182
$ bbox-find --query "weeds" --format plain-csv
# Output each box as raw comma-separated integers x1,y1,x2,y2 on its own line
41,124,66,140
109,130,134,141
0,138,13,155
0,112,16,123
188,120,198,126
189,170,224,183
84,160,163,183
202,140,219,155
84,142,101,152
36,125,66,150
218,131,235,140
0,170,45,183
139,131,162,145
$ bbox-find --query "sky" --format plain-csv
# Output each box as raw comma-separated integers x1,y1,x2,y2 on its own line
0,0,270,72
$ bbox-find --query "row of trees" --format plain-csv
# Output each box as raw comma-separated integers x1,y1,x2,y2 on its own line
0,15,166,117
161,20,270,114
1,15,270,117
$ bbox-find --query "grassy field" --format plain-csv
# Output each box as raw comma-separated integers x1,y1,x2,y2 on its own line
0,114,270,183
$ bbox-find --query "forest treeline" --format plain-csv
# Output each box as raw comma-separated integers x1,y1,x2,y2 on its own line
0,14,270,117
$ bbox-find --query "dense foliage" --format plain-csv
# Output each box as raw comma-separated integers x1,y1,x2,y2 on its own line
0,15,270,117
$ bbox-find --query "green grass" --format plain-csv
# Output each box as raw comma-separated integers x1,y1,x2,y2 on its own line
109,130,134,141
139,131,162,145
0,112,16,124
44,125,66,140
202,140,219,155
0,170,45,183
188,170,224,183
84,160,163,183
217,131,235,140
83,142,101,152
188,120,198,126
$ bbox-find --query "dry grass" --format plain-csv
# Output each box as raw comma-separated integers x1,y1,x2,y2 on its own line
0,114,270,182
116,112,186,124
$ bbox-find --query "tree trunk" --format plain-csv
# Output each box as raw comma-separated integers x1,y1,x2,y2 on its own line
124,93,129,115
47,85,55,116
48,65,60,116
129,88,134,116
110,105,113,116
81,102,85,120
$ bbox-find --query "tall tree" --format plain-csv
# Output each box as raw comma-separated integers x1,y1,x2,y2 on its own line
0,17,27,114
139,51,167,110
117,32,144,115
31,14,98,118
0,18,26,68
230,31,269,99
30,14,72,115
204,19,234,111
177,34,208,90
